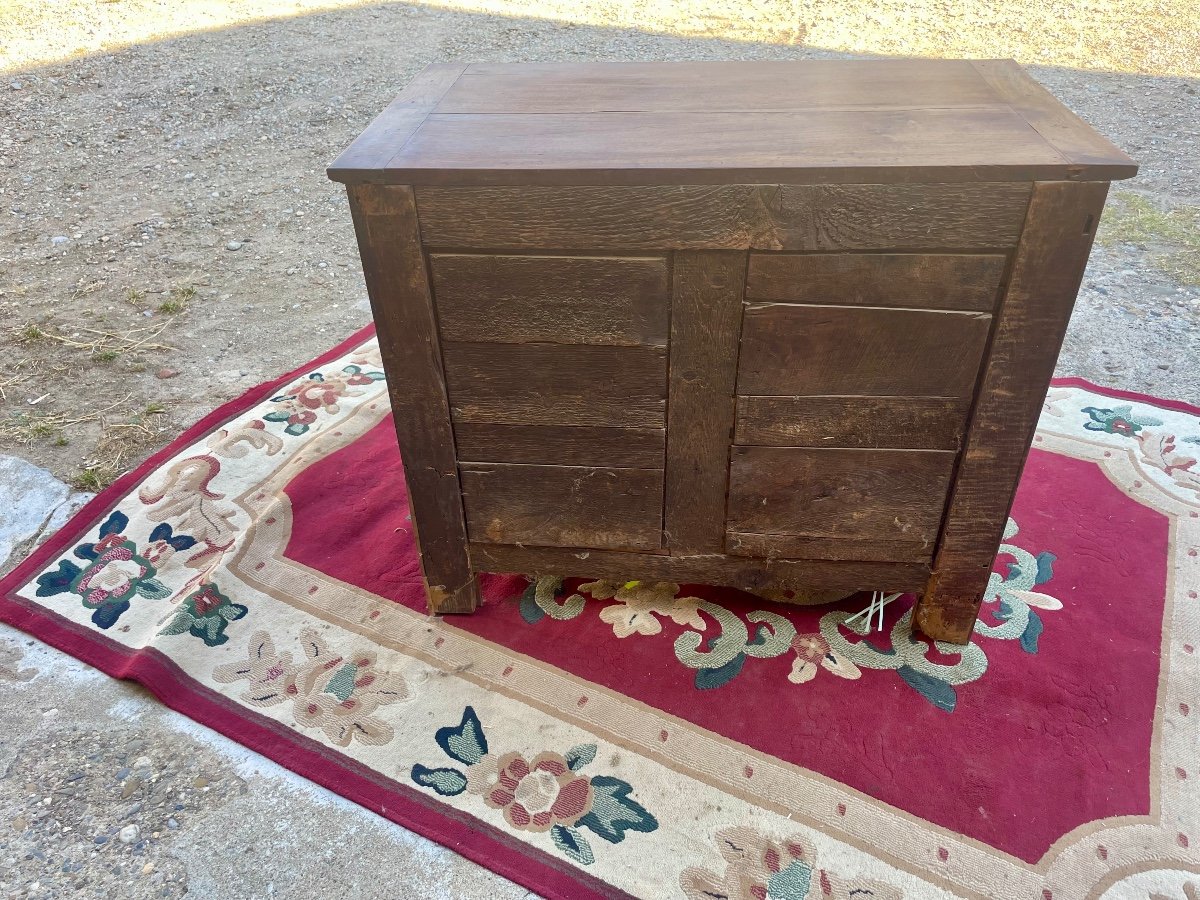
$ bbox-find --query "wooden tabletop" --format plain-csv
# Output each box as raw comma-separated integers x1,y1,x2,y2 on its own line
328,60,1137,186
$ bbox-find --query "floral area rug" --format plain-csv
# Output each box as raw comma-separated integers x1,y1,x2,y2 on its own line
2,326,1199,900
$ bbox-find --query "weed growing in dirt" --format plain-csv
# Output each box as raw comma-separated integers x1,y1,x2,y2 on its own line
158,284,196,314
1101,191,1200,285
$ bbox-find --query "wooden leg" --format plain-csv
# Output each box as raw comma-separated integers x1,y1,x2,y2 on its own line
426,571,481,615
914,566,989,644
347,183,478,617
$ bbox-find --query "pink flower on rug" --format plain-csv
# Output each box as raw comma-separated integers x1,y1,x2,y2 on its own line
470,750,594,833
788,631,861,685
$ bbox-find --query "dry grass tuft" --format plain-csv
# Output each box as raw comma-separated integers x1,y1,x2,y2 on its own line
1100,191,1200,285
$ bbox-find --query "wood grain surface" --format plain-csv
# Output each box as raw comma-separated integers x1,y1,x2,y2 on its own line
459,463,664,551
416,183,1030,251
745,253,1007,311
727,446,956,548
453,423,665,468
735,396,972,450
346,183,477,613
738,305,992,397
469,542,930,593
431,253,669,346
663,251,745,553
916,180,1112,643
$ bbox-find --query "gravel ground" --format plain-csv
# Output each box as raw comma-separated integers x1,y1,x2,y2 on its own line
0,1,1198,897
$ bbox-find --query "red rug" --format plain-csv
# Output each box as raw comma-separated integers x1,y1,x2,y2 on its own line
2,326,1198,899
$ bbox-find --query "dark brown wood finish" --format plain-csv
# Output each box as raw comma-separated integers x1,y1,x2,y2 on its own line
430,254,670,346
329,61,1136,186
727,446,956,550
737,305,992,397
469,543,931,594
664,251,745,553
745,253,1006,311
328,64,467,182
345,183,478,613
459,463,664,551
915,181,1113,642
334,61,1136,638
442,342,666,427
454,423,665,468
735,396,972,450
415,183,1031,251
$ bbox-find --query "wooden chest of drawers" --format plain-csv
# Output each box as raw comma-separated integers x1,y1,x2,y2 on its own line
329,59,1136,643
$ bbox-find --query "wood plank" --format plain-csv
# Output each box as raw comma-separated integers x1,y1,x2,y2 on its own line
469,542,929,594
345,184,477,613
430,254,669,346
772,184,1030,250
727,446,956,546
735,396,972,450
916,181,1112,644
726,532,932,564
443,343,666,427
971,60,1138,177
738,305,992,397
453,423,665,468
745,253,1006,311
459,463,664,551
328,64,466,182
415,183,1030,251
441,60,1001,113
664,251,745,553
398,108,1064,181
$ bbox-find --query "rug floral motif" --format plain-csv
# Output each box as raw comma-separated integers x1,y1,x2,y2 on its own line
2,331,1198,900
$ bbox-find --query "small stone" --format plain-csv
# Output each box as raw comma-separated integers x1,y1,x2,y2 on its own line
51,235,69,245
119,824,140,844
10,80,23,90
183,172,195,181
142,863,155,876
42,708,58,718
225,240,243,251
154,368,179,380
192,777,209,789
121,777,142,799
94,834,109,844
166,817,180,830
12,816,27,831
1158,363,1171,370
115,767,131,780
134,755,152,769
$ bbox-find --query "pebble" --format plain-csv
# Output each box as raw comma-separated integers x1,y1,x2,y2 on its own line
10,80,22,89
50,235,69,245
225,240,243,251
133,756,152,770
119,824,140,844
166,818,180,830
115,767,131,780
154,368,180,380
93,834,108,845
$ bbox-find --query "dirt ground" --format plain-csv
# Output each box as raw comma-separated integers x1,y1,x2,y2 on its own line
1,0,1198,490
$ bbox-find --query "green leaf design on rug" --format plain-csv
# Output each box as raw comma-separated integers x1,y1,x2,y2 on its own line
577,776,659,843
897,665,958,713
411,764,468,796
551,825,595,864
564,744,597,771
159,582,248,647
436,706,488,765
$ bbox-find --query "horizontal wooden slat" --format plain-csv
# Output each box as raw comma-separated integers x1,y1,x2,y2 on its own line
431,254,669,346
443,342,666,427
727,446,956,547
469,542,929,593
745,253,1006,311
738,305,991,397
453,423,665,468
415,183,1030,251
459,463,663,551
726,532,932,563
400,108,1063,180
441,60,1003,114
735,396,972,450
